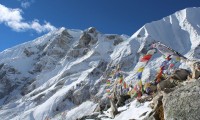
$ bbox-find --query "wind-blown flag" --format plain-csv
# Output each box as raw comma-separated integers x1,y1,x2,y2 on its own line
106,79,111,86
136,48,156,81
118,75,123,84
106,89,111,93
129,48,157,98
153,42,187,60
106,79,113,98
140,54,152,62
137,72,143,79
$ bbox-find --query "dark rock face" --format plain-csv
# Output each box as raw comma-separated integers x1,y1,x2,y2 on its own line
0,65,21,99
163,80,200,120
24,48,34,57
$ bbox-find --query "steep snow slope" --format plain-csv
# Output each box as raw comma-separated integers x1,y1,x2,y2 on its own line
0,27,128,120
112,7,200,84
0,7,200,120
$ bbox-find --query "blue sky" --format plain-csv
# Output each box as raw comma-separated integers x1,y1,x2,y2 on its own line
0,0,200,51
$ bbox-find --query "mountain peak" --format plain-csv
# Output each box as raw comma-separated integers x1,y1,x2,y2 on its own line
1,7,200,120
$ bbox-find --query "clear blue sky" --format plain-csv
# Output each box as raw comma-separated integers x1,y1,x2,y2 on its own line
0,0,200,51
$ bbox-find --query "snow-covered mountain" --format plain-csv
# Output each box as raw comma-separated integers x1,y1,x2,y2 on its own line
0,7,200,120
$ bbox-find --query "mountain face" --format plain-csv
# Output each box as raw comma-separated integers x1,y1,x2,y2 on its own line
0,7,200,120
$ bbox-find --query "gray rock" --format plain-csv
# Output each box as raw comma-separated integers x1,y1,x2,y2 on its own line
113,38,124,46
170,69,191,81
77,112,100,120
116,94,130,107
143,93,164,120
0,65,21,99
157,79,177,92
87,27,97,35
72,85,90,105
24,48,34,57
163,80,200,120
79,32,92,47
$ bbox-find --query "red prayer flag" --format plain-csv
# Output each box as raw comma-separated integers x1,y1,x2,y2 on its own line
106,89,110,93
140,54,152,62
169,63,174,68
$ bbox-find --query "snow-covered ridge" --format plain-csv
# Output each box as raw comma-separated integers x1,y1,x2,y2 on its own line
0,26,128,120
0,7,200,120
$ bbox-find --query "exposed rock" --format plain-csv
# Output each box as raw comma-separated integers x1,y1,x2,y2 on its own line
87,27,98,35
0,77,12,99
105,34,124,46
106,35,117,40
20,78,36,96
110,99,119,118
163,79,200,120
157,79,177,92
0,65,21,99
138,95,153,103
68,49,80,58
24,48,34,57
149,93,163,111
116,94,130,107
192,61,200,79
89,60,108,78
139,111,148,118
170,69,191,81
144,93,164,120
79,32,92,47
77,112,100,120
113,38,124,46
73,85,90,105
149,84,157,93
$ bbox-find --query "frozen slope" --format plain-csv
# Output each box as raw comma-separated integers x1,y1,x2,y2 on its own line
0,27,128,120
0,7,200,120
111,7,200,84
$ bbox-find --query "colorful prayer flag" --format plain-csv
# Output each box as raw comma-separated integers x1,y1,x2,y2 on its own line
137,72,142,79
106,80,111,86
106,89,111,93
137,67,144,72
140,54,152,62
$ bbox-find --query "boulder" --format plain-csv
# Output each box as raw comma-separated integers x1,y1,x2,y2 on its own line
163,79,200,120
157,79,177,92
116,94,130,107
192,61,200,79
170,69,190,81
149,84,157,93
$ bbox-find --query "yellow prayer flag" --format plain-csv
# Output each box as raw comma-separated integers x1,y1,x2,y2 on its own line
176,56,181,61
137,67,144,72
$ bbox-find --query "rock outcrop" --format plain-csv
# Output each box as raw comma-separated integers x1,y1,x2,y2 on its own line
162,79,200,120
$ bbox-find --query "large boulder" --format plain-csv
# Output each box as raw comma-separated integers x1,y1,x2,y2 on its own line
162,80,200,120
170,69,191,81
